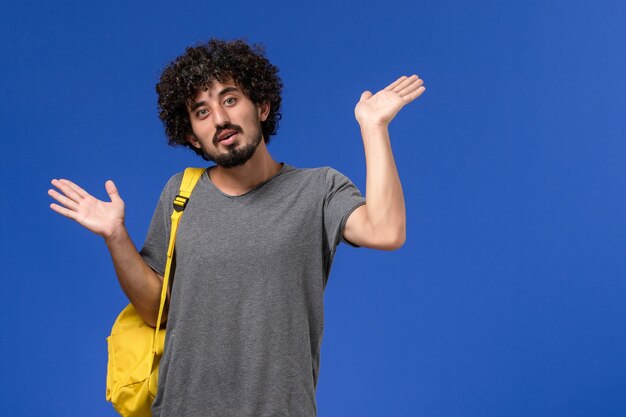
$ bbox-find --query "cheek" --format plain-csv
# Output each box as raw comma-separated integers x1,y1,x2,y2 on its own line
191,122,215,139
246,111,263,127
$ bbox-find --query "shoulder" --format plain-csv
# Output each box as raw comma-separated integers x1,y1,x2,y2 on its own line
161,171,185,195
282,164,359,194
164,167,207,190
287,164,344,185
157,169,201,202
166,171,185,187
278,163,328,185
282,163,342,182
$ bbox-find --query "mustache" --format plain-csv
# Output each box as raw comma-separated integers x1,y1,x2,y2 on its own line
213,123,243,144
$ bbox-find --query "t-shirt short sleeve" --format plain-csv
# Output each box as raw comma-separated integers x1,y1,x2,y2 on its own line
323,167,366,251
139,173,183,276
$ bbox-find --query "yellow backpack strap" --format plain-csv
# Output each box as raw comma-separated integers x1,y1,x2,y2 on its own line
153,167,206,348
172,167,207,215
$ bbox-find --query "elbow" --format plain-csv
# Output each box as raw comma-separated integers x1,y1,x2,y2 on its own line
151,306,169,328
394,232,407,250
136,303,168,328
138,310,158,328
376,229,406,251
387,223,406,250
378,218,406,250
387,233,406,251
144,313,167,328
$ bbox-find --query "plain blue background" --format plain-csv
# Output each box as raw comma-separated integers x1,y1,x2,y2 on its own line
2,0,625,416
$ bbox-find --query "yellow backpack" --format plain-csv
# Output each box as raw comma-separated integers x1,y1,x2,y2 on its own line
105,167,206,417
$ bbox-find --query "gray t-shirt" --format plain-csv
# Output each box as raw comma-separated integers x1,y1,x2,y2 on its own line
140,162,365,417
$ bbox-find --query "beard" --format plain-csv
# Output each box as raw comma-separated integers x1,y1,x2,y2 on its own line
198,123,263,168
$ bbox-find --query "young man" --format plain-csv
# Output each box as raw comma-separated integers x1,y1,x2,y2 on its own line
48,39,425,416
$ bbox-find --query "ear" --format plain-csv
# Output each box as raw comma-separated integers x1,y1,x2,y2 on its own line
186,134,201,149
257,102,270,122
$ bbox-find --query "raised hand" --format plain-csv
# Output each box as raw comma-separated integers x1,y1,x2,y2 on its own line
354,74,425,128
48,178,126,239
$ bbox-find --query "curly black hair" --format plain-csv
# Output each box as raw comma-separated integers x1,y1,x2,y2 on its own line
156,38,283,159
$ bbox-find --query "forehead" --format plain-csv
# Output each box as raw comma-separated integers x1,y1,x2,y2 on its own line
195,77,241,99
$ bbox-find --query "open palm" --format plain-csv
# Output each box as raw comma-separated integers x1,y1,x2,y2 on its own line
355,75,425,127
48,178,125,239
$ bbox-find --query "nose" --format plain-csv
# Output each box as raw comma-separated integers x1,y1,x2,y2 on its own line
213,106,230,127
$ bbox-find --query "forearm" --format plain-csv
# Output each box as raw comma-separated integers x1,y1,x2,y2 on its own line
104,226,166,326
360,123,406,246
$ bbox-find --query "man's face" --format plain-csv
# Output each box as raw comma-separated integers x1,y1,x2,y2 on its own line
186,78,269,168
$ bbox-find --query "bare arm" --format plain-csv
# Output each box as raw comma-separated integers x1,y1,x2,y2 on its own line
104,226,167,327
343,75,426,250
48,178,167,326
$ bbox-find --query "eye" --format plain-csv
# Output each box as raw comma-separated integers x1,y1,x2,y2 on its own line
196,109,209,118
224,97,236,106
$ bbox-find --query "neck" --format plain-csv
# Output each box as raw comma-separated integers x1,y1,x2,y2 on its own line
209,140,282,196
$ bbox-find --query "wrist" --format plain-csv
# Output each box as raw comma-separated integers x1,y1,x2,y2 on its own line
359,123,390,143
103,223,128,245
358,120,390,133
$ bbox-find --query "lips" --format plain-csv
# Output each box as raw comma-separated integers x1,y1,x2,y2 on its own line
218,129,239,142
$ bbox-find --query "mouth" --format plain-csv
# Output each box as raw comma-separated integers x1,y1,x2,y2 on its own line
217,129,239,146
219,133,237,146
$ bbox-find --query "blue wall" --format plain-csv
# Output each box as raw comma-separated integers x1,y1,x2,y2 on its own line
2,0,625,416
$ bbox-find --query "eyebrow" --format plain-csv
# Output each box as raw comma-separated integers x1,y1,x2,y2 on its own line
219,86,240,96
189,86,241,111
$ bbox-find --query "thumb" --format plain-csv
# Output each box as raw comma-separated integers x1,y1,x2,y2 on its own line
105,180,122,203
360,91,373,102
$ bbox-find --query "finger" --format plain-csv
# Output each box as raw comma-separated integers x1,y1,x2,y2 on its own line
397,78,425,97
105,180,122,203
384,76,408,91
403,86,426,103
51,179,83,203
58,179,88,198
359,91,373,102
49,202,78,220
392,74,420,93
48,188,79,211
